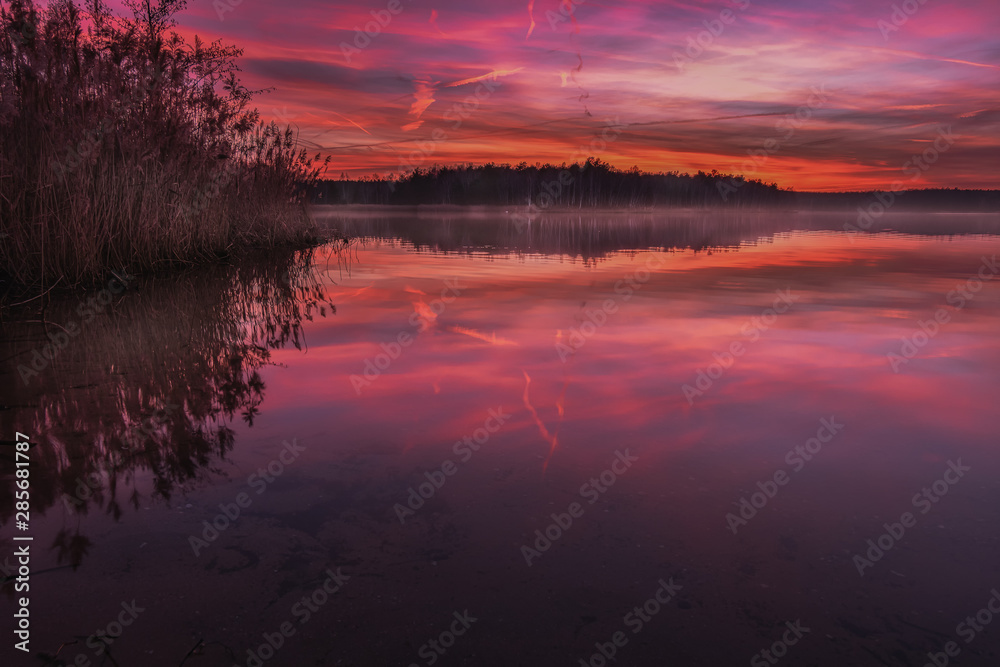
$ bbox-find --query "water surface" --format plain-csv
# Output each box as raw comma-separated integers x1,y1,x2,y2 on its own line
3,209,1000,666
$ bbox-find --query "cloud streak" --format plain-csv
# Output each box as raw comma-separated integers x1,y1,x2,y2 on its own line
168,0,1000,190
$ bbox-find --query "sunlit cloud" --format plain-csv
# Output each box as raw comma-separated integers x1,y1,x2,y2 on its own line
165,0,1000,190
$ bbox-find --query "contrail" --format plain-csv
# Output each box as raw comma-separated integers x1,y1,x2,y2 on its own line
444,68,524,88
628,111,794,127
328,110,372,135
871,46,1000,70
447,326,519,346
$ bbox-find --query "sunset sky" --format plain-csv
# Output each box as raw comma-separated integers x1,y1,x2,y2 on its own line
167,0,996,190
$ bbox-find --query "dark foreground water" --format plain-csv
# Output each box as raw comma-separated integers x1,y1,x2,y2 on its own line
2,208,1000,666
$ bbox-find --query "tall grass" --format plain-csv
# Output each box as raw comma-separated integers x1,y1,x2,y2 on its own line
0,0,330,291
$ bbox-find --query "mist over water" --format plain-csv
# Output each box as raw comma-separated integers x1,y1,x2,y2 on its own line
3,210,1000,666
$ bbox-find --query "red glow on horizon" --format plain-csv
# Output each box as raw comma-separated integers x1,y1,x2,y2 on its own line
160,0,999,191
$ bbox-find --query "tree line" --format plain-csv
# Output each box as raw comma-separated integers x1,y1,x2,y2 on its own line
311,160,999,212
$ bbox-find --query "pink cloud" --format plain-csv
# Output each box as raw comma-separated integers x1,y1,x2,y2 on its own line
156,0,999,190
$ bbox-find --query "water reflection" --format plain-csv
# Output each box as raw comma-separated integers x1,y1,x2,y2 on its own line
2,211,1000,665
312,207,1000,258
0,247,336,574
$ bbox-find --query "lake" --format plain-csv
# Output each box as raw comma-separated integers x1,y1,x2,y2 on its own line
2,207,1000,666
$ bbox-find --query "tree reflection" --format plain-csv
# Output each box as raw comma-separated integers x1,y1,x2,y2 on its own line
312,209,1000,262
0,244,340,577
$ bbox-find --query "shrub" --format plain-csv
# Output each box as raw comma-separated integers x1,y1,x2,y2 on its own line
0,0,330,289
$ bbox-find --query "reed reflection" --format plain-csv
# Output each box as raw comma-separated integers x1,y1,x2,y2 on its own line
0,245,340,576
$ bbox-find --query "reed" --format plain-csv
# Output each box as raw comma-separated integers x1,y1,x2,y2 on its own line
0,0,330,292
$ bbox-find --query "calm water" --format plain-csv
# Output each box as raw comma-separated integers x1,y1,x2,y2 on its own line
2,209,1000,666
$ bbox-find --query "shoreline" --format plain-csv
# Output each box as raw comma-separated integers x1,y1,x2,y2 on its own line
312,203,1000,216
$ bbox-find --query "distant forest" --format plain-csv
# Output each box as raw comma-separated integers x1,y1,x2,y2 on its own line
309,160,1000,211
